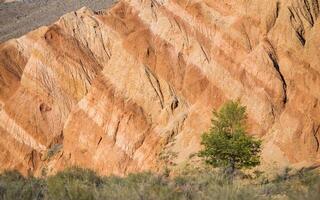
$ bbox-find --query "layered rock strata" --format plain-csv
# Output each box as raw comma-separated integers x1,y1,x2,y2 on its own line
0,0,320,175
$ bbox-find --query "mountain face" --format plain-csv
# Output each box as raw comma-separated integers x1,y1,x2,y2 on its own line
0,0,320,176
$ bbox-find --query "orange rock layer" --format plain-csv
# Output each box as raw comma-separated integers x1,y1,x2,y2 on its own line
0,0,320,176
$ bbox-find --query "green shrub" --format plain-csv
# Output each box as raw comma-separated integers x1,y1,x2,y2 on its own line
173,169,265,200
0,170,45,200
98,172,183,200
263,170,320,200
47,167,101,200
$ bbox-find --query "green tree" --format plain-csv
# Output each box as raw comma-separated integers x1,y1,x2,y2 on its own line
199,100,261,174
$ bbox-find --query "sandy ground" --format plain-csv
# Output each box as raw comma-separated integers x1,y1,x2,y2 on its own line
0,0,115,43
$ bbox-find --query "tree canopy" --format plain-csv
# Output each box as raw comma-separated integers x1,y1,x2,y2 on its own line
199,100,261,173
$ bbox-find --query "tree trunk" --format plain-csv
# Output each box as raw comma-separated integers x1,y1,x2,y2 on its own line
229,159,235,175
224,158,236,177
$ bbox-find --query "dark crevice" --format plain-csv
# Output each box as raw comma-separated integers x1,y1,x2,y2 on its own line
39,103,52,113
28,150,37,170
301,0,315,26
288,0,320,46
312,124,320,152
268,52,288,104
145,65,164,109
312,0,320,18
200,44,210,63
170,97,179,112
276,1,281,18
97,136,103,146
94,10,107,15
168,85,179,113
112,120,121,145
288,7,306,46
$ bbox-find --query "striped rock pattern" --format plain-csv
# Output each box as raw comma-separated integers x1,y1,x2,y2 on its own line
0,0,320,175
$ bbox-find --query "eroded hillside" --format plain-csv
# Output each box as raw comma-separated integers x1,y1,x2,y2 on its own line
0,0,320,176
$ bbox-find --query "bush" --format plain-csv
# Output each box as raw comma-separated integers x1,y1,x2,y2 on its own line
173,168,264,200
47,167,101,200
0,170,45,200
98,172,183,200
262,170,320,200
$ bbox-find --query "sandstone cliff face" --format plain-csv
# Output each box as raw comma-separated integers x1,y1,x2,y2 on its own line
0,0,320,176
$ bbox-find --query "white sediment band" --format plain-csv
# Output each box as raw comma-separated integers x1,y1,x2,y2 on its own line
0,110,46,151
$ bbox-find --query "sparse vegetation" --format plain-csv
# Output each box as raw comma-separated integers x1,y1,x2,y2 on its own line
45,144,63,161
0,170,46,200
0,167,320,200
199,100,262,174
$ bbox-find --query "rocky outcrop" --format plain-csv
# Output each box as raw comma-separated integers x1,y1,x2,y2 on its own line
0,0,320,176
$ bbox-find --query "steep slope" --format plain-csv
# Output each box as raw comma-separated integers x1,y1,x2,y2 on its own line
0,0,320,176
